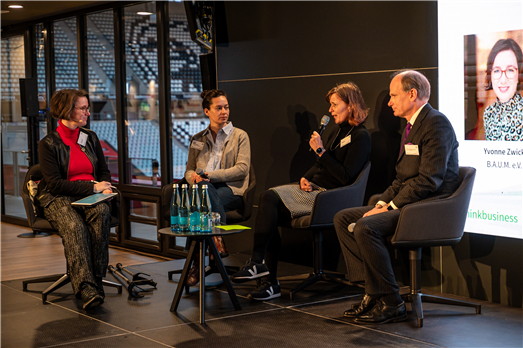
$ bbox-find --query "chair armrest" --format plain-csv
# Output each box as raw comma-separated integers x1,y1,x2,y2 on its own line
309,162,370,227
392,170,475,246
308,187,361,227
109,186,121,227
162,184,173,222
21,190,38,229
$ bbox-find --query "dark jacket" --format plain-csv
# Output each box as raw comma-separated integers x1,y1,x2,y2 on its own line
303,122,371,190
380,104,459,208
37,127,110,208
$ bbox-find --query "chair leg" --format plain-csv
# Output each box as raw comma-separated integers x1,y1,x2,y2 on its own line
281,230,362,299
420,294,481,314
278,273,311,282
102,279,123,294
42,274,71,303
406,293,424,328
17,231,51,238
402,248,481,327
289,274,322,300
23,274,64,291
279,230,325,298
24,274,123,302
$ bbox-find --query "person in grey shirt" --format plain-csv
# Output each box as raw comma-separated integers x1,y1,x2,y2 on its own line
183,89,251,286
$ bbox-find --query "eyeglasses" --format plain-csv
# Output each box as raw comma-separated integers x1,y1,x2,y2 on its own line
75,106,90,113
492,67,518,80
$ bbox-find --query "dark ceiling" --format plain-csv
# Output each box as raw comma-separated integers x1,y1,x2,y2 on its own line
1,1,115,28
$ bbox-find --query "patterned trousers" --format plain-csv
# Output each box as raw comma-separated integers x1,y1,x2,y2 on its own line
44,196,111,296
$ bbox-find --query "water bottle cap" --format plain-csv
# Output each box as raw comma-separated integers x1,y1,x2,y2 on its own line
202,184,208,188
181,184,188,188
173,183,179,188
192,184,198,188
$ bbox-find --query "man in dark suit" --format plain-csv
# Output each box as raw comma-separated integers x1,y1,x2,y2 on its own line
333,70,459,324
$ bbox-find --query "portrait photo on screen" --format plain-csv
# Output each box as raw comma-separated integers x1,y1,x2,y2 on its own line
464,29,523,141
439,1,523,239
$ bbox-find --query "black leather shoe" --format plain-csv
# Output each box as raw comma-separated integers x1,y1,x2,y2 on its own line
353,300,407,324
344,294,377,318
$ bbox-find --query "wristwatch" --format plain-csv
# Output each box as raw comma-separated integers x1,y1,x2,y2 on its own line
316,147,324,155
387,205,394,211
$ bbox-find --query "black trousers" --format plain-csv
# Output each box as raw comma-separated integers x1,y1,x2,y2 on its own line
44,196,111,295
252,190,292,283
333,206,401,295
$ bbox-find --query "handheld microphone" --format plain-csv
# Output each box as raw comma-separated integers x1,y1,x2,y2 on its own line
318,115,330,135
196,168,209,179
310,115,331,151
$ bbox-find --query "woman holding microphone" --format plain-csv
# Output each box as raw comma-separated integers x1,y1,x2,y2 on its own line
230,82,371,301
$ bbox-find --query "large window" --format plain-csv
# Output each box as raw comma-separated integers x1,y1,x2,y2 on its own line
1,35,27,218
53,18,79,90
122,3,161,242
123,2,161,187
169,2,209,179
35,23,48,141
1,1,210,256
86,10,119,183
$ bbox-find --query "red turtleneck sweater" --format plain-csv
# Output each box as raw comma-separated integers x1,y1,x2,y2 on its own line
56,120,95,182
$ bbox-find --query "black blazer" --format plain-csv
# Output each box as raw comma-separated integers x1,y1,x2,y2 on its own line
303,122,371,190
380,104,459,208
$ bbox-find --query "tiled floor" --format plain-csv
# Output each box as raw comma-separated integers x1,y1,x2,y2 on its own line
2,254,522,348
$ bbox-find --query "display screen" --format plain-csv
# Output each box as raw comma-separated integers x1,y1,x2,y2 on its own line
438,1,523,239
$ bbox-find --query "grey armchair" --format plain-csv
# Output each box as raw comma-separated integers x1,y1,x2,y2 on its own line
279,162,371,299
371,166,481,327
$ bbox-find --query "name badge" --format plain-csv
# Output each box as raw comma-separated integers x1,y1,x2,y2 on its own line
405,144,419,156
340,135,351,148
77,132,88,147
190,140,204,150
